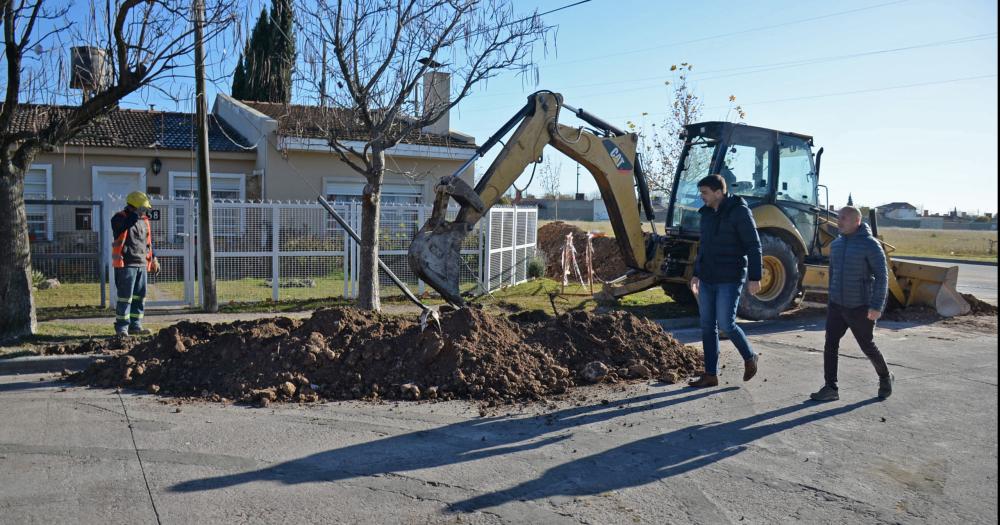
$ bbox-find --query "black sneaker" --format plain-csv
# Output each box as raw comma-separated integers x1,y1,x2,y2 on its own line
878,373,894,400
810,385,839,402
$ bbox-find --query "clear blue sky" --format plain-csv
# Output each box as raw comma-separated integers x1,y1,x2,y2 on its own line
105,0,999,214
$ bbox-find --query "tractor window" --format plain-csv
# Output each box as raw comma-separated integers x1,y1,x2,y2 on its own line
668,138,717,231
722,144,770,199
777,135,817,205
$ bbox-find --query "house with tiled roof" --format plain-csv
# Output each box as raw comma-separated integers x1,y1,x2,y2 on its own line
20,72,475,238
215,72,475,203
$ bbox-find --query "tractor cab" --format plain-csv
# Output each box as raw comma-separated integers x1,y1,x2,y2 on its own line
666,122,822,254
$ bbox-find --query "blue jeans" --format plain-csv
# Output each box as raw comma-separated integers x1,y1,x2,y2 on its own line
114,267,147,332
698,280,756,375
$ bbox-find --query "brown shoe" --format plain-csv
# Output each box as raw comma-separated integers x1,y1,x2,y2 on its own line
688,375,719,388
743,355,759,382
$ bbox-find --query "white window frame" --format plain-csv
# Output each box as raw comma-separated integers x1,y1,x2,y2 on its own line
91,166,148,200
322,178,423,203
26,163,53,241
168,171,247,237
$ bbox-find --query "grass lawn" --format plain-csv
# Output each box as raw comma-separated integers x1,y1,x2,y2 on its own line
880,227,997,261
0,321,170,359
540,221,998,262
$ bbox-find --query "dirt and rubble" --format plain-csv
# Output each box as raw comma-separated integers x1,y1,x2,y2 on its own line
537,222,629,281
69,307,702,406
46,336,140,356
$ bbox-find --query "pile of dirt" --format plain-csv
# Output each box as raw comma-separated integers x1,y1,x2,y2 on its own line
962,293,998,316
70,307,701,406
879,293,997,324
536,222,629,282
46,336,140,355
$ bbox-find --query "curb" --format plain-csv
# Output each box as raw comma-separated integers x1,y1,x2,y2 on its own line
893,255,997,267
0,355,101,375
655,317,700,331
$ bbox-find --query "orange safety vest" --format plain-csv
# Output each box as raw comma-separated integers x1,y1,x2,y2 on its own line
112,213,153,270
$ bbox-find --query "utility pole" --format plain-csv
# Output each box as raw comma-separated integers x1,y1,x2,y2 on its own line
319,40,328,106
575,163,580,195
194,0,217,312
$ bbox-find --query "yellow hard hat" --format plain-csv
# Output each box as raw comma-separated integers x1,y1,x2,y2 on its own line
126,191,152,210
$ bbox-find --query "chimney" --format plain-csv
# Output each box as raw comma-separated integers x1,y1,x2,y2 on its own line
422,71,450,136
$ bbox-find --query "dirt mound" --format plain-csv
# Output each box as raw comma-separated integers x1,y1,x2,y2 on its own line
537,222,629,281
881,293,996,323
70,307,701,405
962,293,998,316
46,336,140,355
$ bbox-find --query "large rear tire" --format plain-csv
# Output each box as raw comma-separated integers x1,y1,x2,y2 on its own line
738,233,800,320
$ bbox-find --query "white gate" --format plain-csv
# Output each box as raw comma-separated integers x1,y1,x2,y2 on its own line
102,197,196,308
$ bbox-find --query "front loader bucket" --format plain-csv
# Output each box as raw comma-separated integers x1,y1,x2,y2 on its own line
407,177,484,307
408,221,470,307
890,259,970,317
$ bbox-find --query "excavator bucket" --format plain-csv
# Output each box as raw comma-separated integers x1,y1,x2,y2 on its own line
408,177,485,307
889,258,970,317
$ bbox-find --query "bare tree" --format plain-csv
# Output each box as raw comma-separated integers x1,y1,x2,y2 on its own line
538,155,561,219
299,0,548,311
628,63,702,199
0,0,235,340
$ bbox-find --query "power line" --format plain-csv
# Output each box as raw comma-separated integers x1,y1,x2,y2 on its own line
619,73,998,120
541,0,913,69
459,31,997,106
727,73,998,107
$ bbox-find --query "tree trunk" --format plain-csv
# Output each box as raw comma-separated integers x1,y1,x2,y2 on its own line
357,151,385,311
0,165,37,340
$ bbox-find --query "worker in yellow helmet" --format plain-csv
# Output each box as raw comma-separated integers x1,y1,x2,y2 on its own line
111,191,160,336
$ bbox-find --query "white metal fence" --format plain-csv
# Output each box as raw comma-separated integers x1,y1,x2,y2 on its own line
88,197,535,308
26,199,107,307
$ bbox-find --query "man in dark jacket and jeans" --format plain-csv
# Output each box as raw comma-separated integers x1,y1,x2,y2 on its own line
688,174,762,388
811,206,894,401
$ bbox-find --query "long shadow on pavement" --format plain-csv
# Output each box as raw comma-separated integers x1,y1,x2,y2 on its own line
450,397,878,512
170,386,738,493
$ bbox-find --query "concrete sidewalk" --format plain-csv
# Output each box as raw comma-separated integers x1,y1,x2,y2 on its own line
0,317,996,524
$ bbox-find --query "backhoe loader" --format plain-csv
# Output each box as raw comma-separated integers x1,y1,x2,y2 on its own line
409,91,970,319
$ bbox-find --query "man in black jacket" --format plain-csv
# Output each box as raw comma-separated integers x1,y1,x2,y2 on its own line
810,206,893,402
688,175,763,388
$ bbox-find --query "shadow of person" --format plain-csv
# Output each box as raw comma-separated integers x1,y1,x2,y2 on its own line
170,386,739,493
450,397,879,512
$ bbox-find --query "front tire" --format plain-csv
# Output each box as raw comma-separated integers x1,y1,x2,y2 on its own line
738,233,800,320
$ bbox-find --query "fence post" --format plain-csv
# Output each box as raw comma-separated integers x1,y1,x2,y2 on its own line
510,205,518,286
482,209,489,292
342,203,350,299
97,201,107,308
185,201,195,306
417,205,426,295
477,211,484,294
271,205,280,302
351,201,360,298
484,209,492,292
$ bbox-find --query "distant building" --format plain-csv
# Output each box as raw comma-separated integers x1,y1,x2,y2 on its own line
878,202,919,220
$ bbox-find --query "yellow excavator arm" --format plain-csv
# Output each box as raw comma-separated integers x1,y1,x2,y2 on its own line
409,91,656,305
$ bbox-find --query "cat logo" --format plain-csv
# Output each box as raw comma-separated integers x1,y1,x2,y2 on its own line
602,139,633,173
